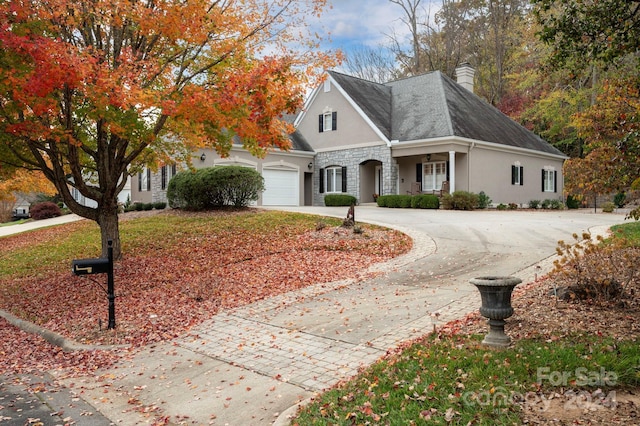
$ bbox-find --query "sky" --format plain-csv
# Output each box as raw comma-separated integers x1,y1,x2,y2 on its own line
313,0,440,58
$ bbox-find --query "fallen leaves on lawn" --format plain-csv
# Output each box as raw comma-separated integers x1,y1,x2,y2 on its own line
0,210,411,376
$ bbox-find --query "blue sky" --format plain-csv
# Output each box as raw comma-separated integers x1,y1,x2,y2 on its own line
314,0,439,56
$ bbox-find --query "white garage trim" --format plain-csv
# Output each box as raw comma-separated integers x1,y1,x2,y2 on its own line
214,156,257,168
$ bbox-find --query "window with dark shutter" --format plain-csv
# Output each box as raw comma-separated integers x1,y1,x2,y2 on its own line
520,166,524,186
341,166,347,192
146,168,151,191
161,166,167,190
553,171,557,193
332,111,337,131
318,114,323,132
512,165,517,185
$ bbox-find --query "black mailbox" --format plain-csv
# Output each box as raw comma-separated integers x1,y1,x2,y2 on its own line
71,240,116,329
72,257,110,275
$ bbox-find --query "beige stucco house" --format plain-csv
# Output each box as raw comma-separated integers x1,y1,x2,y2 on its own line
295,66,567,206
132,65,566,207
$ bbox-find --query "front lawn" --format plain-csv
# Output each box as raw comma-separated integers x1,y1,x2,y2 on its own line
0,209,411,374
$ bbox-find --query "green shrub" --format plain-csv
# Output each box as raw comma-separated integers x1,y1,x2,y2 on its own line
566,195,581,209
167,166,264,210
614,192,627,208
381,195,413,208
167,170,198,209
29,202,62,220
324,194,357,207
376,195,388,207
528,199,540,209
602,201,616,213
411,194,440,209
549,199,564,210
134,202,145,211
477,191,492,209
441,191,479,210
508,202,518,210
496,203,507,210
153,202,167,210
541,199,551,209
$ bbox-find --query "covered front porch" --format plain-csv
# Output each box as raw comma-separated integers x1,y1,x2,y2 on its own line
393,145,469,197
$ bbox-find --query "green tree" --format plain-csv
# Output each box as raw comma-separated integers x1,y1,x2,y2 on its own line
533,1,640,69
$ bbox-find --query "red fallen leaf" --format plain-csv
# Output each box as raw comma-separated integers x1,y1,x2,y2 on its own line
0,211,411,376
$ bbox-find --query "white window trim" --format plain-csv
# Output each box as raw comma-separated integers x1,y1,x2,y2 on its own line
423,161,446,191
543,168,555,192
325,166,343,193
513,162,522,186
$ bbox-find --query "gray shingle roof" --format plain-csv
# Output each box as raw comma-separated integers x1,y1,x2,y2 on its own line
328,70,564,156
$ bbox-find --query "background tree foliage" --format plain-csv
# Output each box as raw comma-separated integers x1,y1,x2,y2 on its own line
345,0,639,206
0,0,339,258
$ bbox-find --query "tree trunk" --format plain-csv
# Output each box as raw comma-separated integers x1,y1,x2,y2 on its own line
97,204,122,260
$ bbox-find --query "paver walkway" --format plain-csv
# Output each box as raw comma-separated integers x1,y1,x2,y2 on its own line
3,207,630,425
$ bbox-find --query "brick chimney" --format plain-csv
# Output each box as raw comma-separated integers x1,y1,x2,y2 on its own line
455,63,475,93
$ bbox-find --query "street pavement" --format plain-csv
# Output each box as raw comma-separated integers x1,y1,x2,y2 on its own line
0,206,631,425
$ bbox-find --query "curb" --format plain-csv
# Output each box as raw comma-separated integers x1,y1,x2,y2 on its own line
0,309,118,352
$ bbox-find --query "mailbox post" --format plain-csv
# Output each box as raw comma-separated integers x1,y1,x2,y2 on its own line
72,240,116,329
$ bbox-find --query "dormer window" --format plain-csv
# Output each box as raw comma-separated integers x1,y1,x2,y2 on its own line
318,110,337,132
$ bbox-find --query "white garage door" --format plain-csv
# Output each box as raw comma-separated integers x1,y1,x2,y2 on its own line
262,169,299,206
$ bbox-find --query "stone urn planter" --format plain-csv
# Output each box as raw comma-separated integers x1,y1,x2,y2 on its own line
470,276,522,347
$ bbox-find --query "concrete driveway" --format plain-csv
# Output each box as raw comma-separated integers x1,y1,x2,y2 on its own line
4,206,632,425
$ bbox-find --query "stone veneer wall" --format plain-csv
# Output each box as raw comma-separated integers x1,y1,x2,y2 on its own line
314,145,397,206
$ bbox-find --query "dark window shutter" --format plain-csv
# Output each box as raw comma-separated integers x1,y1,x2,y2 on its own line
146,168,151,191
332,111,337,131
172,164,177,176
341,166,347,192
415,163,422,184
138,173,142,192
161,166,167,190
318,114,323,132
541,170,545,192
446,160,450,181
520,166,524,186
512,165,516,185
319,168,325,193
554,171,557,193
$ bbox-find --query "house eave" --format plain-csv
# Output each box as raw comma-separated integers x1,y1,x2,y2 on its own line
391,136,569,161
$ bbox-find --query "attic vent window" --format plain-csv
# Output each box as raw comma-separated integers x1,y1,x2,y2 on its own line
324,79,331,92
318,111,337,132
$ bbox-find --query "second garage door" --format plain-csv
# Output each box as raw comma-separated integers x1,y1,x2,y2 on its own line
262,169,299,206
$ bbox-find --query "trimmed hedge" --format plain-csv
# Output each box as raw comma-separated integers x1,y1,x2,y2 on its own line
167,166,264,210
411,194,440,209
376,194,439,209
324,194,357,206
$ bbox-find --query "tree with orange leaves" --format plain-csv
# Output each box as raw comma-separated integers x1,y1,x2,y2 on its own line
0,0,339,258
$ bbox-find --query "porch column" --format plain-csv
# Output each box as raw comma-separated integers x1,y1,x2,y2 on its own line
449,151,455,193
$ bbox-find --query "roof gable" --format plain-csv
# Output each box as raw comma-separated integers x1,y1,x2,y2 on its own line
327,71,392,140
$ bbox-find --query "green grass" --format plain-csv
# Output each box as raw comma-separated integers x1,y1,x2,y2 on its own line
293,222,640,425
611,221,640,247
0,218,31,227
0,211,342,279
295,335,639,425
